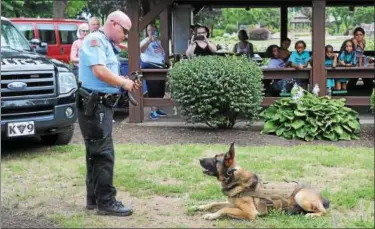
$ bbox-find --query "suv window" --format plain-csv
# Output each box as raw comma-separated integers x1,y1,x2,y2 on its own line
14,23,35,41
37,23,56,44
1,20,33,52
58,24,78,44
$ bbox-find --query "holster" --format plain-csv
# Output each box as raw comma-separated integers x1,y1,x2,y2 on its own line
79,87,99,116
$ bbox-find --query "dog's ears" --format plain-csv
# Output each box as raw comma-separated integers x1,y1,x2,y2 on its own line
224,142,235,167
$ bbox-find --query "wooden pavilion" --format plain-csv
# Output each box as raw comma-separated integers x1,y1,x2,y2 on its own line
126,0,375,123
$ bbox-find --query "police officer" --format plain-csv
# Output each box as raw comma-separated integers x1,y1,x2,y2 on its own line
77,10,141,216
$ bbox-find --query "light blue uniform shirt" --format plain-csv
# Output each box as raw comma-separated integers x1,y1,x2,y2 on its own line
288,51,310,65
79,30,120,94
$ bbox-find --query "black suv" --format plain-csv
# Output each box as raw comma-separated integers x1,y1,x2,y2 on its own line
1,17,78,145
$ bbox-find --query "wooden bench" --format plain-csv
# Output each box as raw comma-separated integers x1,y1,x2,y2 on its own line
263,68,311,80
141,69,175,107
325,66,374,106
326,66,375,78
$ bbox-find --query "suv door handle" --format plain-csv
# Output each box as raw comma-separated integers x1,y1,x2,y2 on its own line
60,47,64,54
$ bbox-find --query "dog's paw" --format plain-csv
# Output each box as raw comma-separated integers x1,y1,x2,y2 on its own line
305,213,323,218
189,205,208,212
189,206,201,212
202,213,219,220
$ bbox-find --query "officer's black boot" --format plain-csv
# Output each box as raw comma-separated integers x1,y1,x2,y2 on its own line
97,200,133,216
86,195,97,210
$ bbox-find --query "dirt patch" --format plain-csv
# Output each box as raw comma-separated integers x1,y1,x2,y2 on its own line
96,192,215,228
3,186,215,228
69,122,374,148
1,207,58,228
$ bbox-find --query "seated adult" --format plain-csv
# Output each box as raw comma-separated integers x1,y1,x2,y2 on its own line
140,24,169,120
185,25,217,58
233,29,254,58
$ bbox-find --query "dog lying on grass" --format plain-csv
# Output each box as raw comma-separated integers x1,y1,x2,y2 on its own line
192,142,330,220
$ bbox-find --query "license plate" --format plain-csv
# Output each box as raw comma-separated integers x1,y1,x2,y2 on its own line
7,121,35,137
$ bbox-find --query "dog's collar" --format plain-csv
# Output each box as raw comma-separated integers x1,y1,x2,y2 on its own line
224,167,237,180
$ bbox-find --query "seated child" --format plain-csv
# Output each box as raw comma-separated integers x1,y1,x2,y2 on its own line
267,45,286,68
288,40,311,69
325,45,337,92
288,40,311,88
266,45,292,95
337,39,357,91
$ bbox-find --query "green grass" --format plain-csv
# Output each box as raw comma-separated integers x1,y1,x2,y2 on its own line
1,144,374,228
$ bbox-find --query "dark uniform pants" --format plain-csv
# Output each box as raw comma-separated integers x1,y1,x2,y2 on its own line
78,102,116,207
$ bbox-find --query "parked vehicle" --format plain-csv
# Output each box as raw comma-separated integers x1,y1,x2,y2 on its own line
1,16,78,145
10,18,86,64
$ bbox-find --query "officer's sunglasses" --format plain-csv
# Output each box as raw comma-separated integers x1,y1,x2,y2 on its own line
111,20,128,35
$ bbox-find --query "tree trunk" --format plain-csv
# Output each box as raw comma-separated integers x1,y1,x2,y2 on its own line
53,0,68,18
335,23,340,34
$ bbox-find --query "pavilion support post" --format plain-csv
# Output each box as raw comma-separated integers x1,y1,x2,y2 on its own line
280,5,288,46
312,0,326,96
172,4,192,55
128,0,144,123
160,7,170,63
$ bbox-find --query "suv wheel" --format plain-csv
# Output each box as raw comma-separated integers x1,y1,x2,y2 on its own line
41,125,74,145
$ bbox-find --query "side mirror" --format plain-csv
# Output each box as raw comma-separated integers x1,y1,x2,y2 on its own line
30,38,41,46
30,39,48,55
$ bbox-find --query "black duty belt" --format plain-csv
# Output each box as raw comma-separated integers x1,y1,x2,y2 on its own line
78,87,120,108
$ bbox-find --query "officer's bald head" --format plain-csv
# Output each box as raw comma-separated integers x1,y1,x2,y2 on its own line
106,10,132,30
103,10,132,43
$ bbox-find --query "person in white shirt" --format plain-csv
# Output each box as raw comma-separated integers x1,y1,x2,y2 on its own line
140,24,169,120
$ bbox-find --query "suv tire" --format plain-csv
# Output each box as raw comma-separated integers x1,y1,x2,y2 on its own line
41,124,74,145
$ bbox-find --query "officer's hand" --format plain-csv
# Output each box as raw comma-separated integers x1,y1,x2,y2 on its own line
134,79,142,91
121,78,135,91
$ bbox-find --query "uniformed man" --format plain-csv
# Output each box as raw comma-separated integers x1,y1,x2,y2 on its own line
77,10,141,217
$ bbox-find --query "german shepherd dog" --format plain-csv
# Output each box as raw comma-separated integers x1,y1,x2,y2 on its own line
192,142,330,220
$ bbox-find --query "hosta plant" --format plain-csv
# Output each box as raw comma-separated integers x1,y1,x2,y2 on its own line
167,55,264,129
261,90,361,141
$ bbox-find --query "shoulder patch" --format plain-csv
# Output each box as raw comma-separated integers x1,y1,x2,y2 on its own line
90,39,100,47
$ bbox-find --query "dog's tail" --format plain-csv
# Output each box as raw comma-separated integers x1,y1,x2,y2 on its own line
322,197,330,209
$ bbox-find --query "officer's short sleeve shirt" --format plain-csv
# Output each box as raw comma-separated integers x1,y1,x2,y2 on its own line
79,31,120,94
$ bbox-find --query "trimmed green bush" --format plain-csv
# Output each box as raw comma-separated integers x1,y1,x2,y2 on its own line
167,55,263,129
119,49,128,58
260,91,361,141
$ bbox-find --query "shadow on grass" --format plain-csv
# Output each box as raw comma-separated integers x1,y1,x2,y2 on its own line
1,137,50,158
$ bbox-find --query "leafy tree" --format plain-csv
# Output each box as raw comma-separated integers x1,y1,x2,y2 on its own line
353,7,375,25
194,7,222,37
66,1,88,18
327,7,354,34
327,7,344,34
1,0,85,19
1,0,24,17
86,0,128,23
